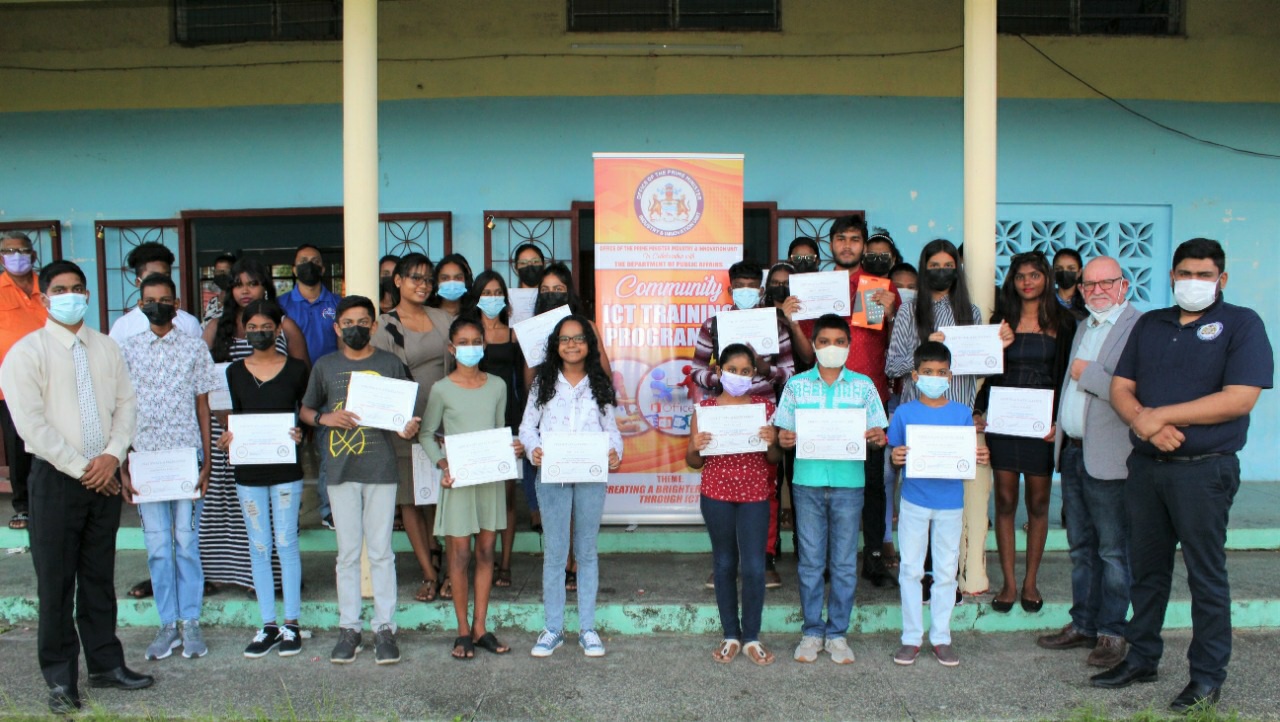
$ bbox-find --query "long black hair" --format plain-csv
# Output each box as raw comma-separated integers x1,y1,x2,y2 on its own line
460,269,511,326
426,253,473,309
213,258,275,362
992,251,1066,335
533,314,615,414
913,239,974,344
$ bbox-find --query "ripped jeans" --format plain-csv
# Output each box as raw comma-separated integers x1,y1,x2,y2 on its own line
236,481,303,625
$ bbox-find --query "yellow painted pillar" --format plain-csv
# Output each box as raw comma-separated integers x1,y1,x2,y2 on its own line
343,0,379,302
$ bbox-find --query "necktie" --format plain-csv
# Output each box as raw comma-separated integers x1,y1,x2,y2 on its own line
73,339,106,458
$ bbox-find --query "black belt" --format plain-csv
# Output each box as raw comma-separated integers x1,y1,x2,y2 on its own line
1152,452,1224,463
1065,436,1083,448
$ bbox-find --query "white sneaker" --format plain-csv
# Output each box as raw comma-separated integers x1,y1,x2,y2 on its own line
825,637,855,665
793,635,823,663
531,629,564,658
579,629,606,658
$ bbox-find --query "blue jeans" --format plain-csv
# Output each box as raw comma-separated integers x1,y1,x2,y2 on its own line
236,482,304,625
139,499,204,625
1061,443,1131,638
521,459,540,512
701,496,770,643
536,475,605,633
792,484,864,639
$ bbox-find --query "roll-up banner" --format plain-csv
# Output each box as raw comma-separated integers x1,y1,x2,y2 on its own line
593,153,744,524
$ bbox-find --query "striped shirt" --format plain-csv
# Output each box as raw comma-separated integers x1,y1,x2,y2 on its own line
690,313,796,400
885,297,985,406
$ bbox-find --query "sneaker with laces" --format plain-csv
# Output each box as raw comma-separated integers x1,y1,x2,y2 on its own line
243,624,282,659
933,643,960,667
321,514,335,530
145,623,181,661
374,625,401,665
893,644,920,666
579,629,605,658
825,637,856,665
530,628,564,658
793,635,824,663
180,620,208,659
278,623,302,657
330,628,363,664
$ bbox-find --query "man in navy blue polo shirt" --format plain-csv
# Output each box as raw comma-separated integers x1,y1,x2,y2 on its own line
1090,238,1272,713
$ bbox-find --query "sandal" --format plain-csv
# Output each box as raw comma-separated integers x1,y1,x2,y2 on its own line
415,579,438,602
451,636,475,660
495,567,512,588
473,632,510,655
440,577,454,601
127,579,153,599
429,549,443,576
8,512,28,530
743,641,775,666
565,569,578,592
712,639,741,664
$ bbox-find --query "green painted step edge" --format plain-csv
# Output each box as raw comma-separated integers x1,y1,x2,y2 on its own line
5,526,1280,554
3,597,1279,636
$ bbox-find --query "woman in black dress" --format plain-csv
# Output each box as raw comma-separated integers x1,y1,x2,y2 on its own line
976,251,1076,613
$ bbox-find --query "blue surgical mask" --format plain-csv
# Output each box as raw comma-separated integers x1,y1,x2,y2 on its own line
731,287,761,310
915,375,950,399
476,296,507,319
438,280,467,301
47,293,89,325
455,345,484,367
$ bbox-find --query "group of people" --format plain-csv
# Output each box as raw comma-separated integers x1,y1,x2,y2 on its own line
0,220,1269,716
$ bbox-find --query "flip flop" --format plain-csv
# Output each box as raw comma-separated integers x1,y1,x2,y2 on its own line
712,639,741,664
415,579,437,602
440,578,453,601
8,512,28,530
743,641,776,666
472,632,510,655
127,579,153,599
495,568,512,588
451,636,475,660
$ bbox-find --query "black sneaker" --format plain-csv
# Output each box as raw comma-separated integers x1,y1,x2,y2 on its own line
322,514,335,530
374,625,401,665
861,550,898,588
278,623,302,657
243,624,282,658
330,628,363,664
921,575,933,603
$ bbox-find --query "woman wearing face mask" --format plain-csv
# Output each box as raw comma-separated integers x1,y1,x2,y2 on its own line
419,317,525,660
1052,249,1088,322
787,237,822,274
975,251,1077,613
427,253,472,318
372,253,452,603
687,343,782,666
766,262,815,368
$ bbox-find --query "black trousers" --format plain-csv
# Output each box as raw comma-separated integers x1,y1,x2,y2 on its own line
0,400,32,514
28,459,125,690
1125,452,1239,687
861,446,886,553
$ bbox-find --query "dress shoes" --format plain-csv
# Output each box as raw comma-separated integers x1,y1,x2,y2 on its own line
1086,634,1127,668
1036,624,1098,650
1170,681,1221,713
87,666,154,691
1089,659,1158,689
47,685,81,715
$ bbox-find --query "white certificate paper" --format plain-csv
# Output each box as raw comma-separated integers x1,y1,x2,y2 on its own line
939,324,1004,375
542,431,610,484
508,287,539,325
905,425,977,480
445,427,518,487
696,403,768,456
986,387,1055,438
129,447,200,503
715,307,780,356
209,362,233,411
345,372,418,432
789,270,851,321
411,443,441,505
513,304,572,367
228,413,297,466
796,408,867,461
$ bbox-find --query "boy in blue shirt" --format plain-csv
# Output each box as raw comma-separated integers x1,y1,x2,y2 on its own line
888,341,989,667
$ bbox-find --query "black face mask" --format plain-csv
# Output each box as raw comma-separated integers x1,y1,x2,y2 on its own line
1054,270,1078,290
861,257,893,278
766,285,791,305
925,268,958,292
141,302,177,327
790,258,819,274
295,262,323,287
212,273,232,292
517,265,544,288
535,291,569,315
341,326,371,350
246,330,276,351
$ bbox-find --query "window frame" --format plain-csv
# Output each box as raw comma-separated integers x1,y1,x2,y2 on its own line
567,0,782,33
998,0,1184,37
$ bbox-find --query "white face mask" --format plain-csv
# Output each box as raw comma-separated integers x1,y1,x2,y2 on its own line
1087,302,1115,324
1173,278,1218,313
814,345,849,369
896,288,917,308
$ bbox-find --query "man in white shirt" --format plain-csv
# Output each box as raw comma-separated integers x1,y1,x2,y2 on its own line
108,242,202,343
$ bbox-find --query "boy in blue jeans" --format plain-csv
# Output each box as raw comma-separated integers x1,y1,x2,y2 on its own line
888,341,989,667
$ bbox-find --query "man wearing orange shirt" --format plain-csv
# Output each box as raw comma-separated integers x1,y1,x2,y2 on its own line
0,231,48,530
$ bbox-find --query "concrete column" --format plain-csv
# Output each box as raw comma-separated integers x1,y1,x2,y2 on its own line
343,0,378,303
964,0,997,319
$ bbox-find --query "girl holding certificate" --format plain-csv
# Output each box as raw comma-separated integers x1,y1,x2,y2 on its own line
686,343,782,666
519,315,623,659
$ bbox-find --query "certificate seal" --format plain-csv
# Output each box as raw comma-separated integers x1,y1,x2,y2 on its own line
846,442,861,455
181,481,194,493
957,460,971,473
1032,421,1046,432
548,465,560,477
760,336,776,352
499,461,511,474
457,468,470,480
139,484,153,495
706,438,719,450
833,300,846,312
392,413,406,427
590,465,603,477
912,458,926,472
984,356,997,368
802,441,816,454
748,435,762,447
634,169,704,237
236,447,248,458
277,445,289,457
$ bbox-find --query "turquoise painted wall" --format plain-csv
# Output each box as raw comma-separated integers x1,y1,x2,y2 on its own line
1,95,1276,476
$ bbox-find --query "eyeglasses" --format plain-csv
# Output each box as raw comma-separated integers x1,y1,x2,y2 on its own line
516,260,544,269
1079,277,1124,292
0,248,34,257
863,253,893,263
402,273,430,284
789,254,818,264
557,335,587,345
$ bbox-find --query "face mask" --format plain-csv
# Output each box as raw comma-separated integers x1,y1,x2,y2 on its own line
719,370,754,397
341,326,371,350
3,253,33,275
1054,270,1078,290
862,257,892,277
765,285,790,305
477,296,507,319
535,291,568,315
731,287,760,310
437,280,467,301
814,345,849,369
212,273,232,292
47,293,89,325
915,375,950,399
455,345,484,367
246,330,277,351
925,268,958,292
1173,278,1218,313
140,302,176,327
790,258,819,274
517,265,544,288
295,262,323,286
896,288,917,308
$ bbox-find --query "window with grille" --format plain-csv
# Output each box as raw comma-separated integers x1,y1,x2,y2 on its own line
568,0,780,32
999,0,1182,36
174,0,342,45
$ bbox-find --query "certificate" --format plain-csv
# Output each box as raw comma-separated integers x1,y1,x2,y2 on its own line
715,307,779,356
938,324,1004,375
695,403,767,456
228,413,297,466
796,408,867,461
411,443,441,505
508,287,539,326
541,431,610,484
985,387,1055,438
129,447,200,503
905,425,977,480
209,362,233,411
513,304,572,367
789,270,851,321
344,372,418,432
444,427,518,487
